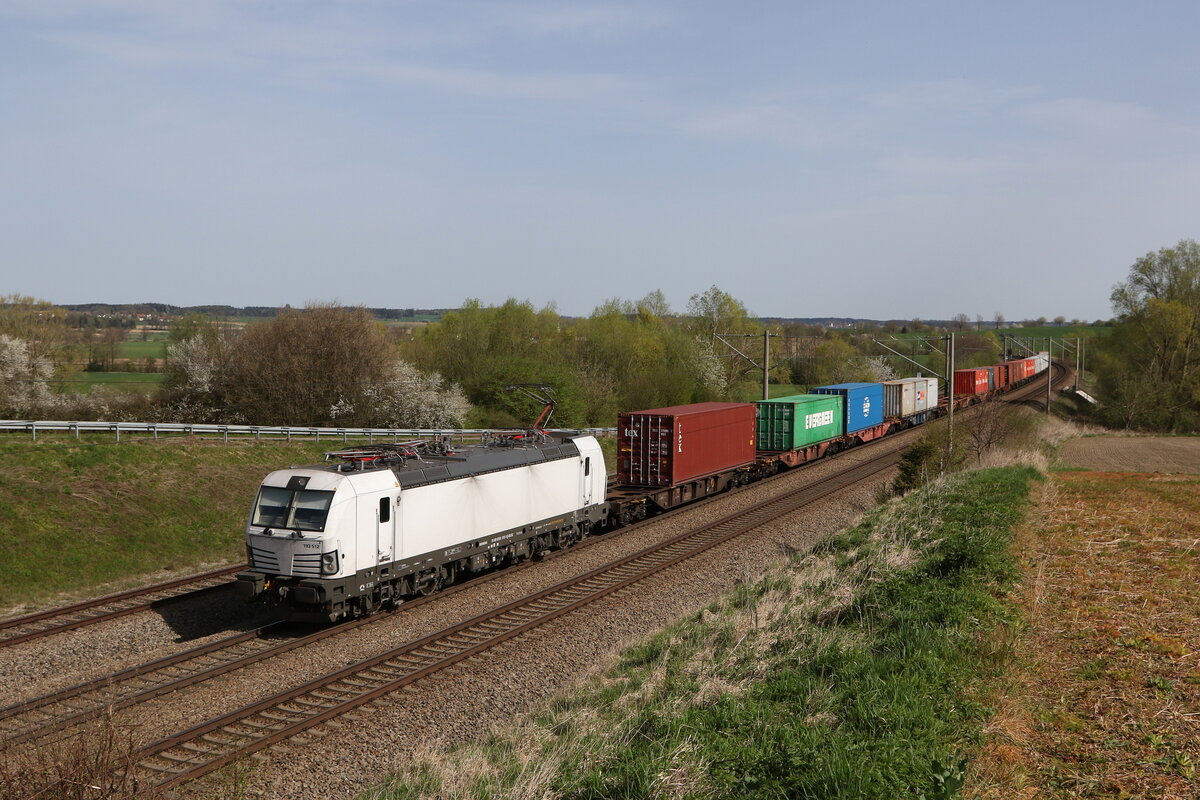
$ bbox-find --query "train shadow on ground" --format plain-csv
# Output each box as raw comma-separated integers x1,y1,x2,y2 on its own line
153,587,287,642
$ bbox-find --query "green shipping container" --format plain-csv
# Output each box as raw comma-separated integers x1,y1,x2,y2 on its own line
755,394,844,451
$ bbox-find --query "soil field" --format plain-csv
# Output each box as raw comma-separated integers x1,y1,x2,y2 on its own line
1059,436,1200,473
970,470,1200,799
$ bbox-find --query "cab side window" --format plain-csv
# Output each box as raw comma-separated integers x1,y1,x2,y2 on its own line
379,497,391,523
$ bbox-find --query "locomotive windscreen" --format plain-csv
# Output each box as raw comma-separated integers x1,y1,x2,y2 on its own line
252,487,335,532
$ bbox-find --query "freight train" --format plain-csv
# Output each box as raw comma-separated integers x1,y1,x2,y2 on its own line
235,353,1050,621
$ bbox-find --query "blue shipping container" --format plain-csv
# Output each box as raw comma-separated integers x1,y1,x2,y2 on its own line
811,382,885,434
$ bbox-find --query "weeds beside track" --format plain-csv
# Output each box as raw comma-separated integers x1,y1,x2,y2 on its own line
365,466,1039,800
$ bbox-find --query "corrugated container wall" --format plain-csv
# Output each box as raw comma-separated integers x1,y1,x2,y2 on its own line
989,364,1010,389
756,394,844,451
882,379,917,418
812,382,885,433
915,378,938,412
883,377,939,417
953,368,991,396
617,402,756,488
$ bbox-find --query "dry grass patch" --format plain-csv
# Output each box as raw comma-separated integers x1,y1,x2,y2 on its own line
967,472,1200,799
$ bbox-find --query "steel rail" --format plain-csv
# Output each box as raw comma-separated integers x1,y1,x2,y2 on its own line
122,445,905,793
0,566,242,648
4,361,1064,651
10,362,1067,768
1,435,884,748
1,548,561,749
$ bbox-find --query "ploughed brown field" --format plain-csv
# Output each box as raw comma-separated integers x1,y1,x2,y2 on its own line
969,440,1200,799
1059,435,1200,473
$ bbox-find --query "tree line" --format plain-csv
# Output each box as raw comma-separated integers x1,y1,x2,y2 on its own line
1,286,1016,428
1093,239,1200,432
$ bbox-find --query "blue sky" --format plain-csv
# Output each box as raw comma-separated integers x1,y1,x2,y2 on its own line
3,1,1198,320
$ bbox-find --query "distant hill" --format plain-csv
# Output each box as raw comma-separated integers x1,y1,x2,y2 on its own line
60,304,453,321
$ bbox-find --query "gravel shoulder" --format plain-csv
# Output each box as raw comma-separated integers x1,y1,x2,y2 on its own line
1059,436,1200,473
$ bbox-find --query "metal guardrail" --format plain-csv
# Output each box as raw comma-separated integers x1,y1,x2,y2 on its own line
0,420,616,443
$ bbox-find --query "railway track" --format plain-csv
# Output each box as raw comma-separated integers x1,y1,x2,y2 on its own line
121,440,908,792
1,434,899,750
0,566,242,649
9,361,1073,791
3,361,1069,655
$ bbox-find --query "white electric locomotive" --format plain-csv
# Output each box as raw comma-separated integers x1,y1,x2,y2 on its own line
235,433,608,621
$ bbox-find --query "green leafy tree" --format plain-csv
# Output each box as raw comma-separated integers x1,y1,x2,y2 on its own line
219,304,396,426
1097,240,1200,431
684,285,763,395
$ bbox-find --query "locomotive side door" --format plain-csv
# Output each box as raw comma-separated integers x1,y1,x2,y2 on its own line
581,455,594,505
376,493,396,563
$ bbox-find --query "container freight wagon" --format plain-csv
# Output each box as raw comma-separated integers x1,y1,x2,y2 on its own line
610,402,758,520
881,377,939,420
988,364,1011,390
617,403,756,488
1012,357,1038,382
756,394,843,451
1035,352,1050,373
812,382,885,435
953,368,993,397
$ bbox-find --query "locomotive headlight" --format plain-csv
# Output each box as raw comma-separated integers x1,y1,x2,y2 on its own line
320,551,339,575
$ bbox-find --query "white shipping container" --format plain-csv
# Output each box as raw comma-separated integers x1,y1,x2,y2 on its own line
883,377,938,417
915,377,938,412
882,379,917,418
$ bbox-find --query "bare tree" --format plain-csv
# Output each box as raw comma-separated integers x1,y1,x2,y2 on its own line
961,402,1030,461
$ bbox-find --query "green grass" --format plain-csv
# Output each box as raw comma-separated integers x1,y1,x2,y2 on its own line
0,439,332,608
1002,324,1111,339
366,466,1039,800
118,339,169,359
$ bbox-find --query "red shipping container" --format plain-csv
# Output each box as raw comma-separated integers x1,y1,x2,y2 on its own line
617,402,756,487
953,368,992,396
989,364,1010,389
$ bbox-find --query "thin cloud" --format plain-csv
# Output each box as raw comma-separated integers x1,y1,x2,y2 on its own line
497,3,677,37
335,59,627,99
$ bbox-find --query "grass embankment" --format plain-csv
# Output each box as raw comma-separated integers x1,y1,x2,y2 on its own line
0,437,331,610
366,466,1039,800
971,471,1199,798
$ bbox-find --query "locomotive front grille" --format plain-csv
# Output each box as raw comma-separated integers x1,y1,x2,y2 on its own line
291,552,322,577
249,546,281,572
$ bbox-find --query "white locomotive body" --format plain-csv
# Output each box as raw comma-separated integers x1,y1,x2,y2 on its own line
235,434,607,621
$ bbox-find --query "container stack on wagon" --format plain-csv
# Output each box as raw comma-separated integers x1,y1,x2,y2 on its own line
881,377,938,422
811,382,885,434
953,367,993,397
617,402,756,487
755,394,843,451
